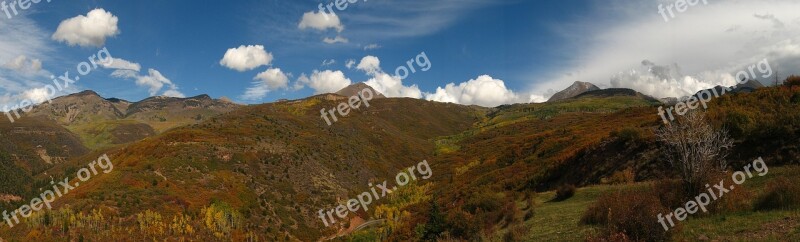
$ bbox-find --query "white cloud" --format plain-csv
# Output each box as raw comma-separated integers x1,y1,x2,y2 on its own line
424,75,521,107
219,45,273,72
365,72,422,98
101,58,141,71
52,9,120,47
364,44,381,50
608,61,739,98
321,59,336,66
530,0,800,99
345,59,356,69
162,89,186,98
23,87,53,104
323,35,349,44
356,56,381,74
354,55,422,98
3,55,42,73
298,10,344,32
295,70,352,94
111,68,185,97
241,68,289,100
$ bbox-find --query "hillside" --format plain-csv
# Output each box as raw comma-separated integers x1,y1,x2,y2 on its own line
0,115,89,212
24,91,241,149
0,96,483,241
0,85,797,241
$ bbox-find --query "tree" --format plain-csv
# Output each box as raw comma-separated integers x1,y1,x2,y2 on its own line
421,197,445,241
655,111,733,190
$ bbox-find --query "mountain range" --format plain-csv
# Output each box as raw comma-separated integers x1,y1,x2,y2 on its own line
0,80,796,241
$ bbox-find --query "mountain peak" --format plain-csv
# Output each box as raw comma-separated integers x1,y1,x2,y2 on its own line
74,90,101,97
335,83,387,98
547,81,600,102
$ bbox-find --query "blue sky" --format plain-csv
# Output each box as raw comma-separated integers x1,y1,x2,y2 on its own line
2,0,800,108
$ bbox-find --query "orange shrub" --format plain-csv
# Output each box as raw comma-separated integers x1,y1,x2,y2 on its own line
581,191,676,242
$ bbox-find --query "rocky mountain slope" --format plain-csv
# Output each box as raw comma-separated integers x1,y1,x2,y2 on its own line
547,81,600,102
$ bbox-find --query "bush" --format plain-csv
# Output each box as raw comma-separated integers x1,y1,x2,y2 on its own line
784,75,800,87
602,168,636,185
581,191,676,242
553,184,576,201
754,177,800,211
707,172,753,214
611,127,642,144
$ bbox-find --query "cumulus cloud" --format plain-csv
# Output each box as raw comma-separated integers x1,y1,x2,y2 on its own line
356,56,381,74
353,55,422,98
3,55,42,73
295,70,352,94
219,45,273,72
241,68,289,100
323,35,349,44
345,59,356,69
22,87,53,104
298,10,344,32
52,9,120,47
609,61,738,98
424,75,521,107
365,72,422,98
529,0,800,99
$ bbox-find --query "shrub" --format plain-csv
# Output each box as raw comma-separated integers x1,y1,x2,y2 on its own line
554,184,576,201
784,75,800,87
707,172,753,214
603,168,636,185
611,127,641,144
754,177,800,211
581,191,676,242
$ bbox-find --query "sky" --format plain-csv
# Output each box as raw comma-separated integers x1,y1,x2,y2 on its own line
1,0,799,110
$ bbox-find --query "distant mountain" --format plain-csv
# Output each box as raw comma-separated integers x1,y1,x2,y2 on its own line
335,83,387,99
23,91,241,149
548,81,600,102
680,80,767,103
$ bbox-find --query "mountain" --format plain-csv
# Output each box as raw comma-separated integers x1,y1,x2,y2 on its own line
24,90,126,125
29,95,482,241
335,82,387,99
547,81,600,102
23,91,241,149
574,88,661,103
1,85,798,241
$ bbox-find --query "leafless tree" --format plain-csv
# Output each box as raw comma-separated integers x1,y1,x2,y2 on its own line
655,111,734,189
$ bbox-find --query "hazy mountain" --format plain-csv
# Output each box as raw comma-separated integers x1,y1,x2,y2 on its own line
547,81,601,102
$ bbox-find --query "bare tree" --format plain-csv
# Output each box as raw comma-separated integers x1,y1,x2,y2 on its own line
655,111,734,190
